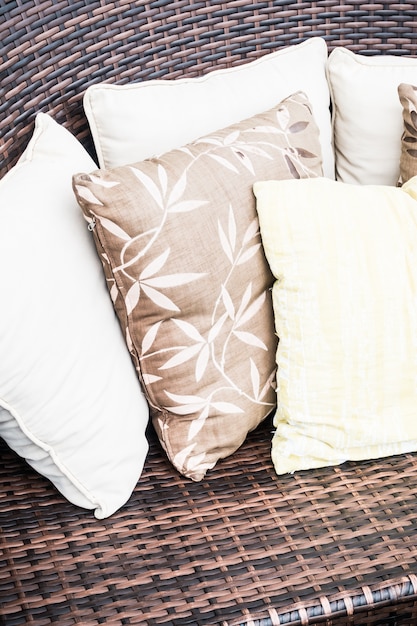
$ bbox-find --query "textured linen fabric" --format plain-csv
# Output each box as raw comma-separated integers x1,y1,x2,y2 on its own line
254,176,417,475
398,83,417,185
0,113,149,518
83,37,334,178
73,93,323,481
326,47,417,185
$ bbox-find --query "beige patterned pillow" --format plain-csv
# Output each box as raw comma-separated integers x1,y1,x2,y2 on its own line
398,83,417,185
73,92,323,481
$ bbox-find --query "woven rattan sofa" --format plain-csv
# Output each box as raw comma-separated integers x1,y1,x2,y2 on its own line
3,2,417,625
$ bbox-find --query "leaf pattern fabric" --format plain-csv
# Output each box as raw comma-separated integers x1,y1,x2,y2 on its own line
398,83,417,185
73,92,323,481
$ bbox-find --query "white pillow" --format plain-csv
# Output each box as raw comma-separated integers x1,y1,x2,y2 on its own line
84,37,334,178
0,113,149,519
327,47,417,185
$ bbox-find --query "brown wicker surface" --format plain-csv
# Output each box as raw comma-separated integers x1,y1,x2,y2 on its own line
2,1,417,178
2,418,417,625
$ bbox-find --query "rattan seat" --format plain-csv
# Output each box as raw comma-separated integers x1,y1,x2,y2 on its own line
2,418,417,625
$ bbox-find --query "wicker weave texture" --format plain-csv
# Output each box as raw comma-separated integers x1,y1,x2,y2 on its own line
2,420,417,625
2,1,417,177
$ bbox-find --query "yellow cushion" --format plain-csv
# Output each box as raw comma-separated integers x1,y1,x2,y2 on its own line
254,176,417,474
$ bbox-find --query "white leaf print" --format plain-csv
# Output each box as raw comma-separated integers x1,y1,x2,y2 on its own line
110,282,118,304
235,291,266,329
172,319,205,343
195,344,210,381
211,401,244,414
276,105,290,130
249,124,282,135
157,417,169,432
237,243,261,266
168,170,187,205
165,391,206,405
143,272,204,288
130,166,163,207
178,146,193,158
158,164,168,197
188,405,209,440
250,358,260,400
218,221,234,263
242,218,260,245
207,312,228,343
125,281,140,316
88,174,119,188
168,200,208,213
233,330,267,350
195,137,222,146
259,369,277,401
208,154,239,173
125,327,133,351
173,443,196,471
236,283,252,321
142,373,163,385
165,391,209,415
97,215,131,241
223,130,240,145
168,403,206,415
228,205,236,253
235,150,255,175
140,248,170,280
188,420,205,441
142,321,162,355
222,286,235,320
186,452,210,473
75,185,103,206
141,284,179,311
159,343,202,370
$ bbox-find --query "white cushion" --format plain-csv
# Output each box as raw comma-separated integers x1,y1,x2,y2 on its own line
0,113,149,518
84,37,334,178
327,47,417,185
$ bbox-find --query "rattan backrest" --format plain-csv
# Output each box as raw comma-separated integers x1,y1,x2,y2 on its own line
2,0,417,177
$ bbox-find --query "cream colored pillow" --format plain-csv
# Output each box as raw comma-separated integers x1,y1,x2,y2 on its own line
73,93,323,481
254,176,417,475
327,47,417,185
84,37,334,178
